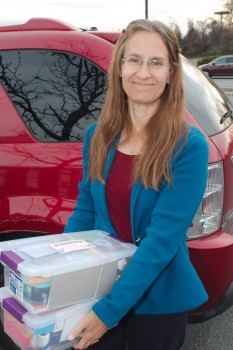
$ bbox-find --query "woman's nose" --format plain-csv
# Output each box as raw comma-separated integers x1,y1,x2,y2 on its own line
136,62,152,78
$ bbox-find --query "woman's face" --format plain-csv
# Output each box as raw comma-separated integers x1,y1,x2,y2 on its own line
121,30,171,109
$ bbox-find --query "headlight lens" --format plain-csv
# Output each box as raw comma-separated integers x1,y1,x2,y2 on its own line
187,162,224,239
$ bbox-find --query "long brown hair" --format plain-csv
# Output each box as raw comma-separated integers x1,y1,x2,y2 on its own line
88,19,187,189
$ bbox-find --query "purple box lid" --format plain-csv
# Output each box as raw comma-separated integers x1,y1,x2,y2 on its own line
2,297,27,323
0,250,24,273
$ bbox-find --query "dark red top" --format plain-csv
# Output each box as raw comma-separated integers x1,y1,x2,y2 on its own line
106,150,135,243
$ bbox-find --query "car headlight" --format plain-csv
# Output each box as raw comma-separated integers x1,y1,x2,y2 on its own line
187,162,224,239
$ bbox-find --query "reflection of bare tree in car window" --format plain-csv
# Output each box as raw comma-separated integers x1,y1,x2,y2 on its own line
0,50,107,142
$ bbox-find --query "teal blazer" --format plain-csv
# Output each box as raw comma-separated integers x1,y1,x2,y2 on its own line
65,123,209,328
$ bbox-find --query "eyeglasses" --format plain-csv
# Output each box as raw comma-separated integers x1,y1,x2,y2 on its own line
121,57,169,70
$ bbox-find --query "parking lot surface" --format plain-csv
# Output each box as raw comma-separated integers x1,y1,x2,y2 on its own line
212,77,233,103
181,306,233,350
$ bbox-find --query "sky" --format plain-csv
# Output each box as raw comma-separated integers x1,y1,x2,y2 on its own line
1,0,226,35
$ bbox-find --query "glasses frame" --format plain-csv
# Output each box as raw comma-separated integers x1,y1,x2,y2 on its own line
121,57,170,71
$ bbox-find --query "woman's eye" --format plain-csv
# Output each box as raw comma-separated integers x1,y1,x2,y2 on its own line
150,60,161,66
129,58,141,64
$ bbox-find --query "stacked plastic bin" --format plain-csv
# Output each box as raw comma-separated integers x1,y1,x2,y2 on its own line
0,230,137,350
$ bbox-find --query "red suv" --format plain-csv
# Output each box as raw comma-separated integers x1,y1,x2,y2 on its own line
0,18,233,328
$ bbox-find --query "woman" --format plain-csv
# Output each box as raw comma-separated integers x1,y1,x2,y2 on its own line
65,19,209,350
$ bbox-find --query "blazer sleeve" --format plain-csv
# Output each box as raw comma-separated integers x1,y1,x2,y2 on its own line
92,126,209,327
64,124,97,233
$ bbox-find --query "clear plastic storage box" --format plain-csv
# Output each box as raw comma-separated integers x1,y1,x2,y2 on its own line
0,230,137,313
0,287,97,350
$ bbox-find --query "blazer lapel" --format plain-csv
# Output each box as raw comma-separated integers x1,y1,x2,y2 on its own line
130,182,143,244
94,145,118,227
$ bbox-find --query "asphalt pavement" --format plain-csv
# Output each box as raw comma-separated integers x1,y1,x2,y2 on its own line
211,76,233,103
181,306,233,350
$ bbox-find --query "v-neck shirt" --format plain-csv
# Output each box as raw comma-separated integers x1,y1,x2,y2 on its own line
106,150,135,243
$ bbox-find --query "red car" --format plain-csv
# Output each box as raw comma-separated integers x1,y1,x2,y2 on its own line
0,18,233,328
199,55,233,77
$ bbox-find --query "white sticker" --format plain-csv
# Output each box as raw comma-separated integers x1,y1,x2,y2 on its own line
49,240,94,254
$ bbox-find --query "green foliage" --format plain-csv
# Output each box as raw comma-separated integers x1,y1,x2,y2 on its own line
197,56,218,66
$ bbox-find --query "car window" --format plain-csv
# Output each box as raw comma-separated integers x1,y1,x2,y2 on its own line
182,56,232,136
0,50,107,142
226,57,233,64
214,57,226,65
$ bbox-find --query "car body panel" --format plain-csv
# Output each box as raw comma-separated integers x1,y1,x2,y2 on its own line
88,31,120,44
0,31,113,73
188,230,233,312
0,18,80,32
0,141,83,234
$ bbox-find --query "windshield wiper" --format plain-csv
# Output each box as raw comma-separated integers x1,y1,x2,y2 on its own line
220,110,233,124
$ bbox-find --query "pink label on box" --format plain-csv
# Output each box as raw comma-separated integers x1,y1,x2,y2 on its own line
49,240,94,254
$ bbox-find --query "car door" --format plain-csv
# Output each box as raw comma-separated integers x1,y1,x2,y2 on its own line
0,47,108,235
211,57,226,76
225,56,233,75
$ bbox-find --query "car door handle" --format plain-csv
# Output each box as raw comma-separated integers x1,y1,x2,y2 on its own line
231,156,233,166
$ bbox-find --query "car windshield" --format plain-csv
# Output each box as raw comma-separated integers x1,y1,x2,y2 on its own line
182,56,233,136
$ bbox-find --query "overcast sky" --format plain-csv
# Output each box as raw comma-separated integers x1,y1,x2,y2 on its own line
1,0,226,34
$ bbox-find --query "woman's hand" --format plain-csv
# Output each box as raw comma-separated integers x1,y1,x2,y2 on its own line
68,310,109,349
